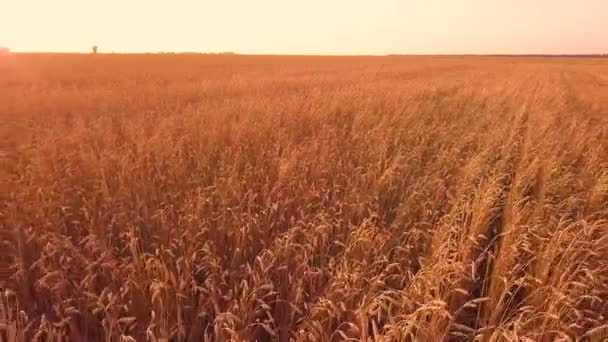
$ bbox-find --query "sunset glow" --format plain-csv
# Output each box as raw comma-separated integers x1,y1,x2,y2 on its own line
2,0,607,54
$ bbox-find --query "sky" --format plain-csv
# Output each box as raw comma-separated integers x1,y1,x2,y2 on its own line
1,0,607,55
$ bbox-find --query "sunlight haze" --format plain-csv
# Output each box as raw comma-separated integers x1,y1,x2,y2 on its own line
2,0,607,54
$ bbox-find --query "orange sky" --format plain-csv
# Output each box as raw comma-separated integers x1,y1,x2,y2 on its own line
2,0,607,54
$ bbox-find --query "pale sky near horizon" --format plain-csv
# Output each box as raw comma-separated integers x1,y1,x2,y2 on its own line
1,0,606,55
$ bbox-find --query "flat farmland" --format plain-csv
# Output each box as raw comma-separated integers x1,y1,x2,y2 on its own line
1,54,607,341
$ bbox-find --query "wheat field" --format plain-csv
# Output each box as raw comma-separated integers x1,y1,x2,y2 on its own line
1,54,607,341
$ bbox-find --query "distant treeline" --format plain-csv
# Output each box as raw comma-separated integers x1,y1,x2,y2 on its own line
387,54,608,58
488,54,607,58
158,51,237,55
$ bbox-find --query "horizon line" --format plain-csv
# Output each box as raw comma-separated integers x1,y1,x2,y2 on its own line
4,51,608,57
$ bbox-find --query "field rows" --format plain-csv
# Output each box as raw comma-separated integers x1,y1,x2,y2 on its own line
1,55,607,341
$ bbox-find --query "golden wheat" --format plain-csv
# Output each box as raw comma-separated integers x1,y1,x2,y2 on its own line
1,54,607,341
